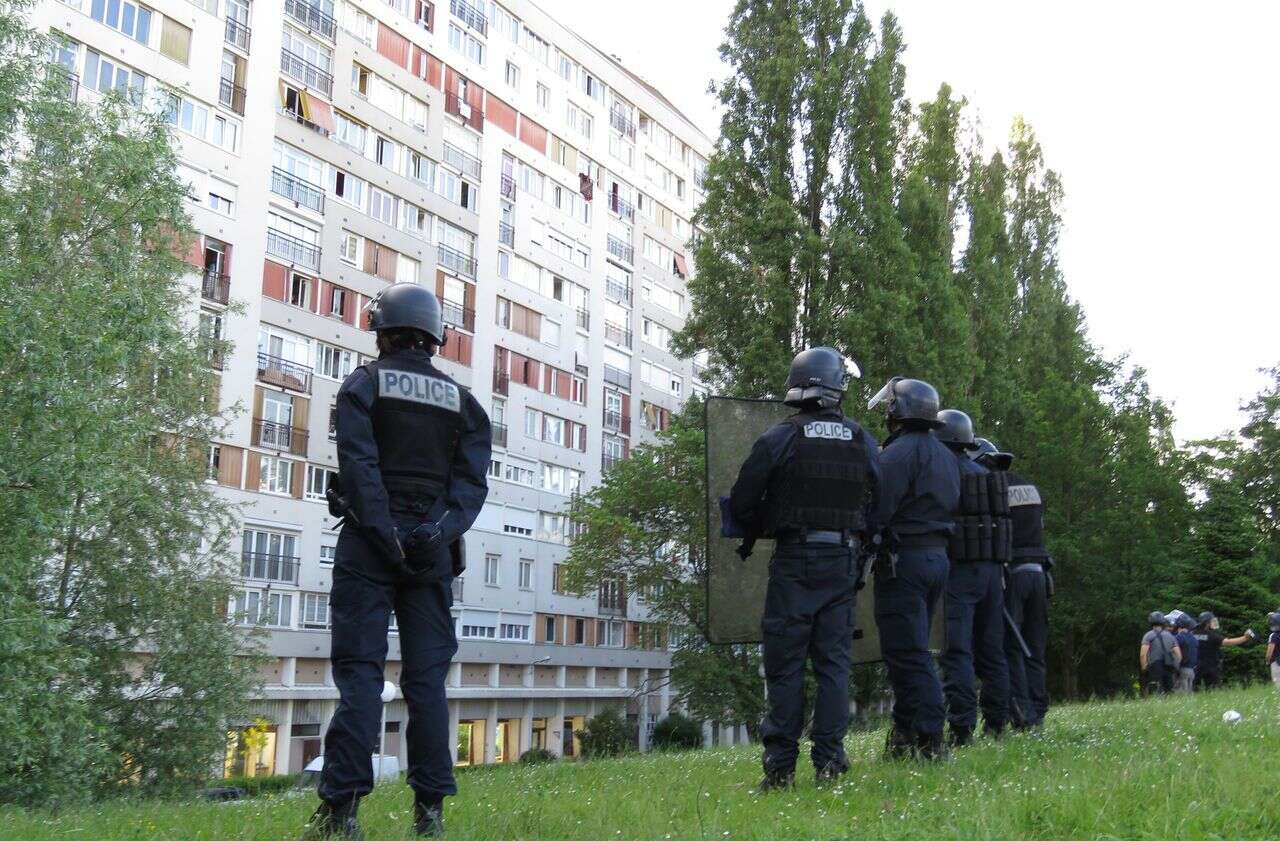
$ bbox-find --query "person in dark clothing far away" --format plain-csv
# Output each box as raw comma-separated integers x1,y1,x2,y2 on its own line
1140,611,1180,695
1192,611,1255,690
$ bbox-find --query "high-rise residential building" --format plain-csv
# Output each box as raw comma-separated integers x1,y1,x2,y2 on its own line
30,0,715,776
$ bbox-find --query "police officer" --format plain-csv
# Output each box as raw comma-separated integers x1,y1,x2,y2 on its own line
1140,611,1180,695
728,347,880,789
302,284,491,839
1193,612,1255,690
974,438,1051,729
867,377,960,760
1172,612,1199,693
935,413,1010,745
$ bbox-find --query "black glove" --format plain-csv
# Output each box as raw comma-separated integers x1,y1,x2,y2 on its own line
735,542,753,562
400,521,446,574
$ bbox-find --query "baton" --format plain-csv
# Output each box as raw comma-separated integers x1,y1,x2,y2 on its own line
1003,606,1032,659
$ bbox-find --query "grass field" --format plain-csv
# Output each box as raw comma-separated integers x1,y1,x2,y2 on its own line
5,685,1280,840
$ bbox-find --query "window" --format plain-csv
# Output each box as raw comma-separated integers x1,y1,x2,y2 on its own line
316,342,354,380
206,444,221,480
484,553,500,585
396,254,419,284
555,49,574,81
579,71,604,103
319,544,336,566
642,319,672,352
552,564,566,594
518,559,532,589
573,618,585,645
342,3,376,44
301,593,330,629
333,170,365,207
544,615,556,641
448,23,485,64
306,465,337,500
643,279,684,316
368,187,399,225
536,82,549,111
505,61,519,88
374,134,399,169
260,456,295,495
566,102,592,140
232,590,293,628
461,623,496,639
490,2,521,41
523,26,550,65
538,512,567,544
500,622,530,642
338,231,361,265
91,0,153,44
329,287,347,317
503,458,537,487
405,151,436,187
84,49,145,102
334,112,368,153
208,187,234,217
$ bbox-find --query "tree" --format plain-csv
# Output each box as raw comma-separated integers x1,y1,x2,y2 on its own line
0,2,256,803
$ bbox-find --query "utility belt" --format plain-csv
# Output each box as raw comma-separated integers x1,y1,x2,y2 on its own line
947,514,1013,563
1009,562,1043,574
775,528,857,547
896,533,950,550
1012,546,1050,560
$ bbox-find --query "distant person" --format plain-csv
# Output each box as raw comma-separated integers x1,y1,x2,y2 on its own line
1140,611,1180,695
1267,613,1280,689
1192,612,1254,690
1172,613,1198,693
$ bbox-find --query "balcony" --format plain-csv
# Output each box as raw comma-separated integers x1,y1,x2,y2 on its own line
271,167,325,214
441,298,476,332
257,351,313,394
602,453,623,472
604,321,633,349
499,174,516,200
492,422,508,449
252,418,309,457
498,221,514,246
609,106,636,140
224,17,251,52
278,105,330,138
201,270,230,305
603,364,631,391
50,67,78,102
443,142,482,180
445,92,483,130
609,194,635,221
437,244,476,278
575,308,590,331
492,369,510,395
281,49,334,97
449,0,487,35
598,582,627,617
607,235,634,265
241,552,300,585
285,0,337,41
266,228,321,271
605,277,632,304
603,409,631,436
218,78,246,115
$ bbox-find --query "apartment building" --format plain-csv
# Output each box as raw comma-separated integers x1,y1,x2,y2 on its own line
31,0,715,775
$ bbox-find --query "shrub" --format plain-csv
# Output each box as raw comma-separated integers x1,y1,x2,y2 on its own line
216,773,303,798
576,709,635,758
519,748,557,765
651,713,703,752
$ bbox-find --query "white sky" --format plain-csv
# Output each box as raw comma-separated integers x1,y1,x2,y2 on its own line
545,0,1280,442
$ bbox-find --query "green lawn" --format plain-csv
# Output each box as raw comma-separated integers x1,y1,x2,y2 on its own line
6,685,1280,840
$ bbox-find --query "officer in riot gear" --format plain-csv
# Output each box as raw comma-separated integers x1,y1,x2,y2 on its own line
1193,612,1255,690
302,283,491,840
1140,611,1180,695
728,347,881,789
867,377,960,760
935,414,1011,745
973,437,1051,728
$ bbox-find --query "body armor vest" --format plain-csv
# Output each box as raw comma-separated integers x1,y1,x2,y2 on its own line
1006,471,1048,559
949,462,1012,562
364,354,465,514
760,414,869,538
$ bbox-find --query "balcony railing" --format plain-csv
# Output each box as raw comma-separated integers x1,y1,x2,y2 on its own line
202,270,230,305
257,351,313,394
443,142,482,180
607,235,634,265
271,167,325,214
609,194,635,221
609,106,636,140
441,298,476,332
449,0,487,35
605,278,632,304
218,77,246,115
252,418,309,456
437,244,476,278
224,17,251,52
575,308,590,331
492,370,510,395
500,174,516,201
241,552,300,585
603,364,631,391
278,105,329,138
281,49,334,97
492,422,508,449
497,221,514,246
266,228,321,271
604,321,633,349
598,584,627,617
285,0,337,41
603,409,631,436
445,92,483,129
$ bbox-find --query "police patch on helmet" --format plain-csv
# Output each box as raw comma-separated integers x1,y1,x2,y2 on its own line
1008,484,1042,507
803,421,852,440
378,370,461,412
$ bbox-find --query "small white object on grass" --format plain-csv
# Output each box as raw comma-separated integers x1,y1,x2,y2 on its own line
1223,710,1243,724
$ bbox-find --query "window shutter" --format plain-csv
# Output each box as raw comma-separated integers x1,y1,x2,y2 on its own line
377,24,410,69
435,268,446,299
291,462,305,499
245,452,262,492
377,246,398,281
186,233,205,268
160,17,192,64
217,444,243,488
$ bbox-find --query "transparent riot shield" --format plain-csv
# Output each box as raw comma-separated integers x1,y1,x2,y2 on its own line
704,396,943,664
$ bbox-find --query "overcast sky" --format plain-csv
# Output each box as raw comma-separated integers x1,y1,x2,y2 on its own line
545,0,1280,442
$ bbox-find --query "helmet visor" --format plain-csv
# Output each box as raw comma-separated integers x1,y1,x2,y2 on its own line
867,377,900,410
843,357,862,385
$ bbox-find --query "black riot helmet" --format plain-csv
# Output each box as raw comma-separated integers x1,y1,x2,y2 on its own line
867,377,944,429
1269,612,1280,631
971,438,1014,471
1175,613,1195,630
366,283,446,345
783,347,860,409
1147,611,1166,627
936,409,978,450
1198,611,1216,628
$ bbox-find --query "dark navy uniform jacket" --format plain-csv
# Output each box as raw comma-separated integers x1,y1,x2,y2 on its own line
335,348,490,567
875,428,961,540
728,407,882,539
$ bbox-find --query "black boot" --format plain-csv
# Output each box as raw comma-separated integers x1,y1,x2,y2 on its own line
814,761,849,786
298,799,362,840
883,727,915,761
947,726,973,748
414,794,445,837
916,733,950,762
756,769,795,793
982,721,1006,740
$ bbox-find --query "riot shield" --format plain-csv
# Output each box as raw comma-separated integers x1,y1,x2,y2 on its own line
704,396,944,664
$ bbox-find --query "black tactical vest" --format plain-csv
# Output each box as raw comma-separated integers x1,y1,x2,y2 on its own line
1006,470,1048,559
363,352,465,513
949,461,1013,562
760,414,869,538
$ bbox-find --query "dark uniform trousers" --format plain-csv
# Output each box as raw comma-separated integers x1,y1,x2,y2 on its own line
319,534,458,806
1144,661,1174,695
874,546,949,739
942,561,1010,732
761,544,858,774
1004,567,1049,726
